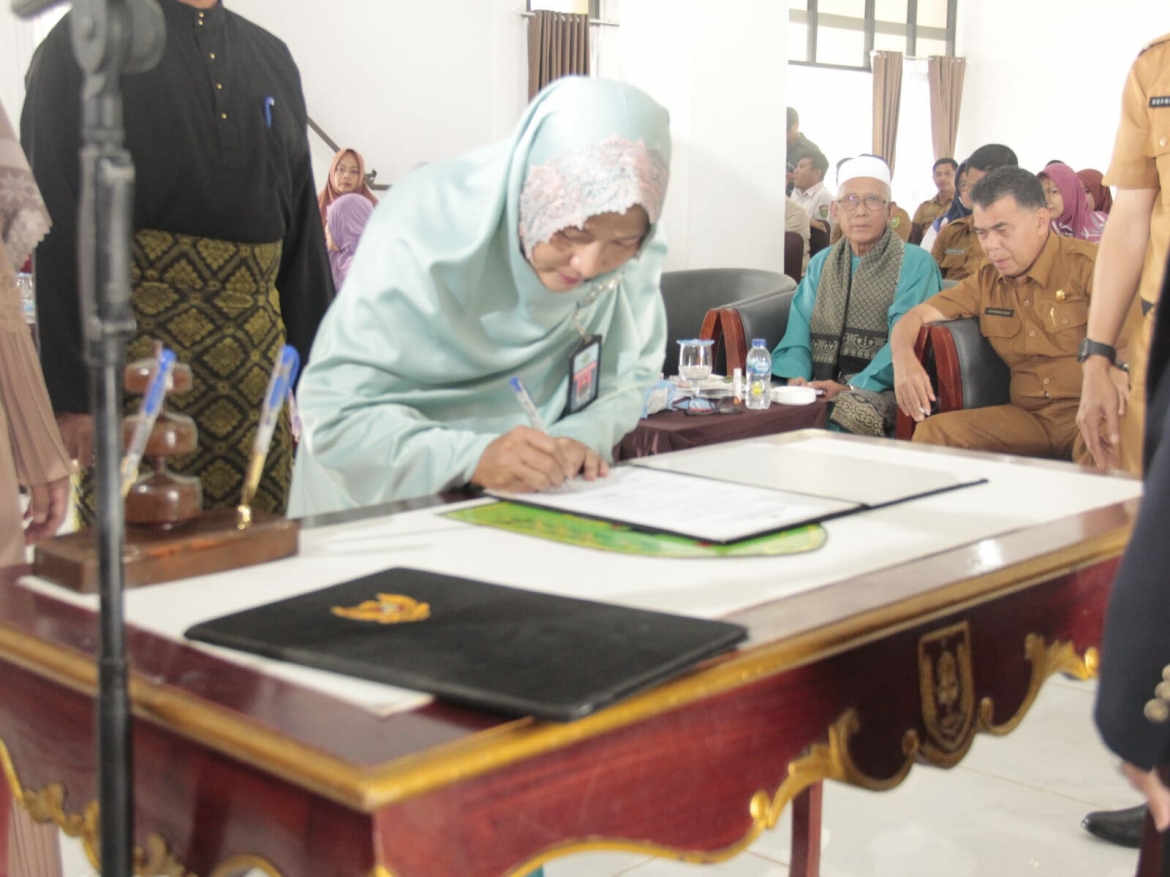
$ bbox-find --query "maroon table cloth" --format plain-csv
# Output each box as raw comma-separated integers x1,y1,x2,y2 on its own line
615,400,828,461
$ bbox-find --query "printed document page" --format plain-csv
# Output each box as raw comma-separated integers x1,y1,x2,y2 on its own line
489,466,858,543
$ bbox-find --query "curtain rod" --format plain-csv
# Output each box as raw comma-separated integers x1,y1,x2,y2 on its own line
518,11,620,27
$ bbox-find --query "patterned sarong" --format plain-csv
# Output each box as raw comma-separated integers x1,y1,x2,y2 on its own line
78,230,292,525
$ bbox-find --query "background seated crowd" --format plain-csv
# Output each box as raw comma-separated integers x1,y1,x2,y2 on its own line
774,111,1133,473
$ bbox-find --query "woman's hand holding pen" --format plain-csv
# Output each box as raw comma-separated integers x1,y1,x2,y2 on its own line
472,428,606,493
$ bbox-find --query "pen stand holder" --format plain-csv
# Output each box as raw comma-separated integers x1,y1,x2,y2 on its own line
33,349,301,593
122,355,202,529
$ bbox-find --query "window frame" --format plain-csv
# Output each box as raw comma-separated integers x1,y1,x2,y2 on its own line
788,0,957,72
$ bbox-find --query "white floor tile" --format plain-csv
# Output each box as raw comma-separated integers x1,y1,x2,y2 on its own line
623,851,792,875
543,851,650,877
744,676,1138,877
959,677,1139,809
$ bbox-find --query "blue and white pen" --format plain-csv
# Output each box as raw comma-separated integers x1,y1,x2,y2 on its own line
509,376,548,433
120,349,176,498
238,345,300,526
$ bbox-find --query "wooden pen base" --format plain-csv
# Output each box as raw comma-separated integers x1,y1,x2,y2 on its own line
33,508,300,593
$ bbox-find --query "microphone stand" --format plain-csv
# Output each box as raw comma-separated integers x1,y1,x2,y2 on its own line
13,0,164,872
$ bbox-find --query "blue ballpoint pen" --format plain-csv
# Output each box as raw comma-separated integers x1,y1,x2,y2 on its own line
120,349,176,498
238,345,300,526
509,376,548,433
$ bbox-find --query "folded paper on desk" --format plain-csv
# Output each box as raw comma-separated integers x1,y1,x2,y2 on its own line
633,443,986,508
491,466,860,543
184,567,748,722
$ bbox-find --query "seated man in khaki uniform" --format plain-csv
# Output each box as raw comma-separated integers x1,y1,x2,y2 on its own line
891,167,1099,464
930,144,1019,280
912,157,957,242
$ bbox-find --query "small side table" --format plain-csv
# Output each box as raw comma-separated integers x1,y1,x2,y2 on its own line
615,400,828,461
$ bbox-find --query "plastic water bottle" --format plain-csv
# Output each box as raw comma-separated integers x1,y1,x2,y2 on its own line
745,339,772,410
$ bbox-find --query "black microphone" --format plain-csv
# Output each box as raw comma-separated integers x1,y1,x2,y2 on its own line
11,0,68,18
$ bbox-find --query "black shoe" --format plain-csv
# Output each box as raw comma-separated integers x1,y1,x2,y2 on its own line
1081,804,1147,848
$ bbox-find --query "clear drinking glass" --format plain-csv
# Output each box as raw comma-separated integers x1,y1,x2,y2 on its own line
677,339,714,401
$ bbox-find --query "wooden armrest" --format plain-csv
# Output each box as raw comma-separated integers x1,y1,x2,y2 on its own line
699,307,726,374
928,318,1010,412
895,324,934,441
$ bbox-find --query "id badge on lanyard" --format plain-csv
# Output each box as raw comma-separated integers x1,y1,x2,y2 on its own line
566,334,602,415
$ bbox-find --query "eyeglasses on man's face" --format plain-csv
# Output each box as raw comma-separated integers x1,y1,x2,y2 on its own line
837,194,888,213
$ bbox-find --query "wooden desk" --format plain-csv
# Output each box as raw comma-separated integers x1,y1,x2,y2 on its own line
0,433,1142,877
615,400,828,460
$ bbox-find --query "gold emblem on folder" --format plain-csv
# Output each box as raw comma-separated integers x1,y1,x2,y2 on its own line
332,594,431,624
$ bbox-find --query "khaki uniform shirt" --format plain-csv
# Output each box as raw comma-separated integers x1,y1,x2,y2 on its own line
1105,33,1170,306
931,216,985,281
927,233,1098,413
913,194,953,229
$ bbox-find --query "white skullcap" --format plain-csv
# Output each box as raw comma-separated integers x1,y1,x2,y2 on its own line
837,156,892,188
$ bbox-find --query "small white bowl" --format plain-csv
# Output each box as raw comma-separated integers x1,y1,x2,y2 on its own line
772,385,818,406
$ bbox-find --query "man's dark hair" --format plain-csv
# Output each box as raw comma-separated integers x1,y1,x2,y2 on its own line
966,144,1019,172
933,157,958,172
970,166,1047,212
787,107,799,129
804,149,829,179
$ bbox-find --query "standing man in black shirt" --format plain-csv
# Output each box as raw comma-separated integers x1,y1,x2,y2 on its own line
22,0,334,521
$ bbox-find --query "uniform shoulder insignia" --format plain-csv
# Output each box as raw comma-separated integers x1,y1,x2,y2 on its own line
819,205,830,219
890,216,901,228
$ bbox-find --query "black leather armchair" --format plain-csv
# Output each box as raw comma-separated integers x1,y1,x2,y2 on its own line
659,268,792,376
708,287,798,374
896,317,1012,440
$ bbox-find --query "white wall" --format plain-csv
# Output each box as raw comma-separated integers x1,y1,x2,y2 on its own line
227,0,527,194
0,5,64,128
785,63,872,193
622,0,788,272
955,0,1170,173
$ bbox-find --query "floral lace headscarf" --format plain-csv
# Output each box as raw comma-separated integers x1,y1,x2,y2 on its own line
0,99,51,275
518,135,670,259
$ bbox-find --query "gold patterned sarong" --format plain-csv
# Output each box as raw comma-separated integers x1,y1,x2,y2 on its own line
77,230,292,525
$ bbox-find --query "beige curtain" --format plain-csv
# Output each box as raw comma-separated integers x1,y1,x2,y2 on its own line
527,11,591,101
928,56,967,161
871,51,904,174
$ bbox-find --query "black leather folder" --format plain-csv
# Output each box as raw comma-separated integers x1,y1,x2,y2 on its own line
185,567,748,721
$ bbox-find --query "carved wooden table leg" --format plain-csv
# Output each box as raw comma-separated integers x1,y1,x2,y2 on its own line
1,772,9,877
1136,808,1169,877
5,807,62,877
789,781,822,877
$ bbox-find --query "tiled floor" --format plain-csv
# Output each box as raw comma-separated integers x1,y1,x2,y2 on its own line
544,677,1141,877
55,677,1140,877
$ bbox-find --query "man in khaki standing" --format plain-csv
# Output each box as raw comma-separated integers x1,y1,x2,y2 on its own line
1077,34,1170,478
1077,32,1170,851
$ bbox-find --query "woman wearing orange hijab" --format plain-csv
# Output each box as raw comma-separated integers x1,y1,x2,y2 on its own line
317,147,378,228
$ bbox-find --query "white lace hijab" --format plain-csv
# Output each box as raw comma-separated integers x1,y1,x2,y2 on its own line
0,98,50,332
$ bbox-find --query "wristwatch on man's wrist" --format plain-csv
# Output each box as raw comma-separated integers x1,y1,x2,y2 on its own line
1077,338,1117,365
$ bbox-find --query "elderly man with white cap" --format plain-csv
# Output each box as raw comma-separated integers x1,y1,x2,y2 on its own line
771,155,943,435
